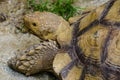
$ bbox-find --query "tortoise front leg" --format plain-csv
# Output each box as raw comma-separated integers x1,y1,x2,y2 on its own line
8,41,58,76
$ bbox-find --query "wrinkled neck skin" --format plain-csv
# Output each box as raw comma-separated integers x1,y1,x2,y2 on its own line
56,22,73,49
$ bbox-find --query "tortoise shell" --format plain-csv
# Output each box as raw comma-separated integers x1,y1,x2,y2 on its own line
54,0,120,80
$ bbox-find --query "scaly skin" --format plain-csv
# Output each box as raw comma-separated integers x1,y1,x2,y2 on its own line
8,41,58,76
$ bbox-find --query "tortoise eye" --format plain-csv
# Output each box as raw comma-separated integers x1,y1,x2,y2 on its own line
32,22,37,27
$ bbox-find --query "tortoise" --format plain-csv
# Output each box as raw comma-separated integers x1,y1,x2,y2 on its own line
8,0,120,80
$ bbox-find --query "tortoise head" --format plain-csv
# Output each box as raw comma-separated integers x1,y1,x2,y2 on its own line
23,11,63,41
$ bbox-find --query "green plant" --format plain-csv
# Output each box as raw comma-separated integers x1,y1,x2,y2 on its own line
27,0,49,11
27,0,82,20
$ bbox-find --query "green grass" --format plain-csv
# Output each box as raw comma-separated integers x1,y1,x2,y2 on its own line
27,0,82,20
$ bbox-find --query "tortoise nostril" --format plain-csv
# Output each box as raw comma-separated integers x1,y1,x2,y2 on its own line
32,23,37,26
